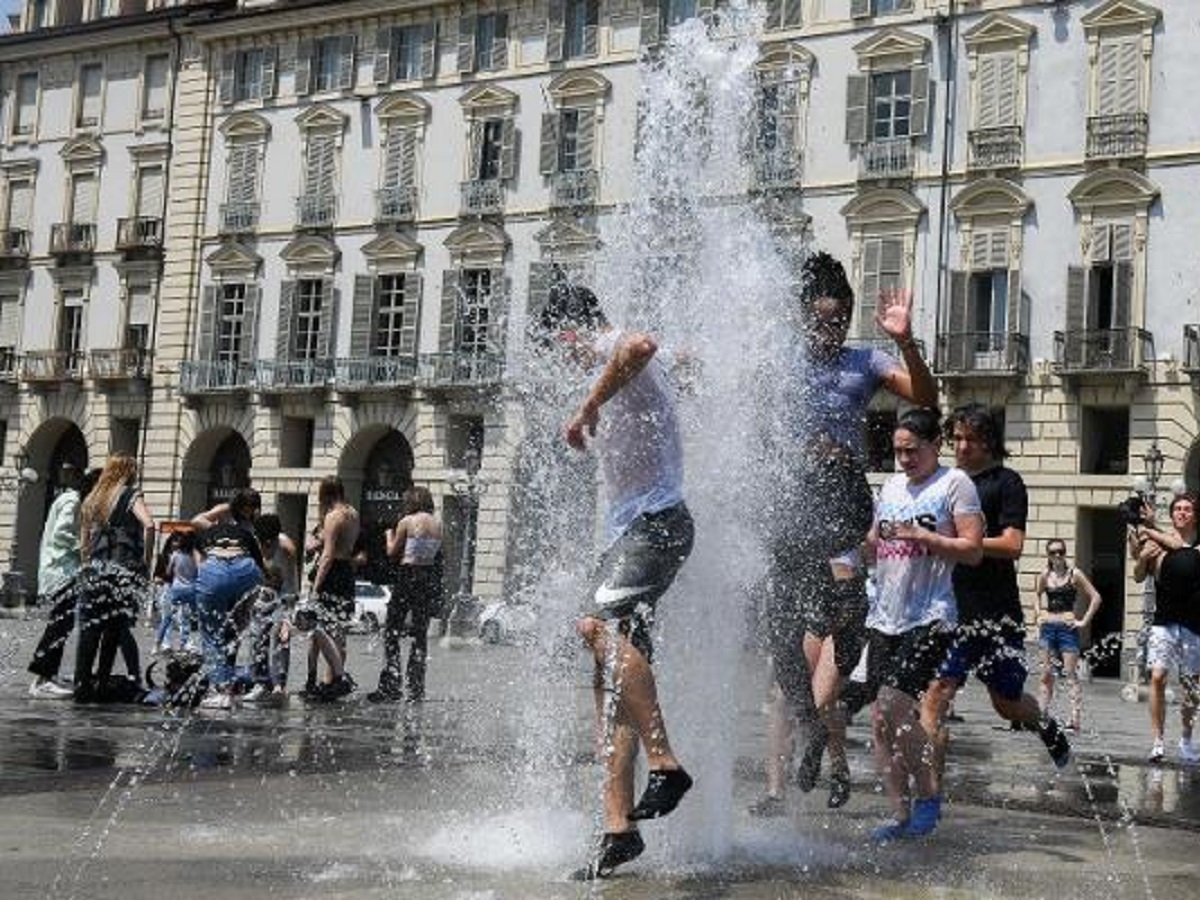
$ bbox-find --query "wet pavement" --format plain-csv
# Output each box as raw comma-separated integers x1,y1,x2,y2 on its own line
1,612,1198,899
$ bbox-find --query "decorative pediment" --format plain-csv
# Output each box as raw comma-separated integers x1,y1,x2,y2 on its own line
445,220,509,267
950,178,1031,220
852,28,929,70
0,158,38,178
534,219,601,255
361,231,423,271
128,142,170,163
1081,0,1161,33
757,42,816,75
840,188,926,229
48,266,94,290
280,234,340,273
60,136,104,166
458,84,518,114
219,111,271,141
963,13,1036,50
547,70,611,104
376,93,431,123
294,103,349,133
205,241,262,276
1068,169,1159,213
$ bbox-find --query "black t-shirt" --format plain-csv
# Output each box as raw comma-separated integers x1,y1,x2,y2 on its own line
198,521,266,571
1154,546,1200,634
952,465,1028,626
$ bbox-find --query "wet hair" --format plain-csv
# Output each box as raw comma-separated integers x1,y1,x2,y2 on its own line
539,270,608,334
1170,493,1197,517
798,251,854,316
254,513,282,544
402,485,435,516
896,408,942,444
318,475,346,512
229,487,261,522
81,453,139,539
944,402,1009,459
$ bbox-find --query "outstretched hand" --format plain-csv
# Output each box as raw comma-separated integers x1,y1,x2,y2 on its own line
565,404,599,450
875,287,915,343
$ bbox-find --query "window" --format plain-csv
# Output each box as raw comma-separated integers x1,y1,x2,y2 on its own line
135,166,164,222
394,25,429,82
77,64,103,129
1081,407,1129,475
5,179,33,234
1088,221,1133,331
478,119,504,181
851,0,912,16
125,283,151,351
871,70,911,140
223,143,261,231
315,38,342,93
0,292,20,361
141,55,169,122
475,14,509,72
280,417,314,468
975,52,1018,130
293,279,325,360
13,73,39,136
1096,36,1141,117
297,35,356,95
381,125,417,189
564,0,599,59
446,415,485,468
457,269,492,354
300,132,338,224
217,283,247,364
376,274,408,356
858,236,903,336
755,76,801,182
70,172,98,224
29,0,50,30
58,294,84,362
219,47,278,104
763,0,802,31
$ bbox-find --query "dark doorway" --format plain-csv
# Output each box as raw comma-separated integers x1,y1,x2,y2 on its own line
1079,507,1126,678
207,433,251,507
357,431,414,584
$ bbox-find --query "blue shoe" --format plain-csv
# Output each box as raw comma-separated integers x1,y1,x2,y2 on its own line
903,795,942,837
870,819,909,844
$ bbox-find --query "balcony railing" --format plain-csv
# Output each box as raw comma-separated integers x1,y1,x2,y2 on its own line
49,222,96,255
751,154,802,191
179,359,255,394
116,216,163,251
460,179,505,217
0,347,18,381
375,185,417,225
255,358,333,391
858,139,912,181
550,169,599,208
1086,112,1149,160
419,351,504,387
89,347,150,381
844,335,927,358
21,349,84,382
1053,327,1153,374
219,202,260,234
968,126,1024,170
935,332,1029,376
334,355,419,390
295,193,337,229
0,228,30,261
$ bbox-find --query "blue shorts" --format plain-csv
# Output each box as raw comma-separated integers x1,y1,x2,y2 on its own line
938,622,1028,701
1039,622,1081,656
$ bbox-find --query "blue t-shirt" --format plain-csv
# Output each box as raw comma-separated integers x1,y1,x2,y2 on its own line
792,346,899,458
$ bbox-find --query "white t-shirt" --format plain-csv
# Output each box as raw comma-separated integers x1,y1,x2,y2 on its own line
592,329,685,545
868,466,982,635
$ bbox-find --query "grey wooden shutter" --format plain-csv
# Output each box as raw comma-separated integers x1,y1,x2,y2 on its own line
318,281,338,359
1090,223,1111,264
219,52,236,105
909,65,930,137
440,270,459,351
242,284,261,363
766,0,781,28
487,269,509,353
850,0,871,18
277,281,296,359
499,117,517,180
976,54,997,130
492,14,509,70
582,0,599,57
400,273,422,356
294,39,313,96
1111,222,1135,262
947,270,969,370
227,143,258,206
1117,39,1140,114
71,174,97,224
995,53,1017,127
1006,269,1022,337
576,109,596,169
337,34,357,90
527,262,552,331
783,0,802,27
777,81,800,162
1065,266,1087,364
640,0,661,47
137,166,164,219
382,125,404,187
261,47,278,99
374,26,393,84
457,16,477,73
420,23,438,78
1113,261,1133,329
546,0,565,63
845,75,868,145
8,180,32,230
350,275,376,358
467,120,484,179
859,239,881,337
540,113,560,175
198,285,218,361
307,133,337,198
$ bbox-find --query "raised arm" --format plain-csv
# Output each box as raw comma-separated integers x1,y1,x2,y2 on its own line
566,331,658,450
191,501,231,531
875,287,938,408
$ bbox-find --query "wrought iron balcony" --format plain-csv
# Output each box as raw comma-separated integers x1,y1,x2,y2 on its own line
1086,112,1149,160
460,179,505,217
968,126,1024,170
295,193,337,229
254,358,333,391
334,355,419,390
750,154,802,191
116,216,163,252
858,139,912,181
549,169,599,209
844,335,927,358
935,332,1029,377
419,351,504,387
0,347,18,381
21,349,84,382
1053,327,1153,374
219,202,260,234
49,222,96,256
375,185,417,225
89,347,150,381
0,229,30,262
179,359,254,394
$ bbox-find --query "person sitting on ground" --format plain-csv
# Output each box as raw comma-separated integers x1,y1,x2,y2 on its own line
1035,539,1102,732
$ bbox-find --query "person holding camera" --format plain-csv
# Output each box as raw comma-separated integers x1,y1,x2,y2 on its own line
1130,492,1200,764
1035,540,1102,732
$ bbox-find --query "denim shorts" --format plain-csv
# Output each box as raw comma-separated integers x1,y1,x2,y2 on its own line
1039,621,1081,656
938,620,1028,702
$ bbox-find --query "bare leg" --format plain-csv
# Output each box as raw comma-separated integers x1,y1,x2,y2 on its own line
764,679,793,798
874,686,935,821
603,722,639,833
1180,674,1199,742
1039,647,1055,713
1061,650,1082,728
311,629,344,680
919,677,956,794
805,634,847,776
1150,668,1168,742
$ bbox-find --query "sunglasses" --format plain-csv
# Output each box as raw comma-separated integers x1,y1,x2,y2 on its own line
1048,549,1065,557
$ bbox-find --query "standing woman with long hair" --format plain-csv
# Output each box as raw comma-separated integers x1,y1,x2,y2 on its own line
1035,539,1102,732
74,454,156,701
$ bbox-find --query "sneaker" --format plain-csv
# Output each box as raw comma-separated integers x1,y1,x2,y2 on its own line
1179,738,1200,765
903,795,941,837
28,678,73,700
571,830,645,881
628,767,693,821
870,819,909,844
748,793,786,818
827,768,851,810
1149,738,1166,764
199,691,233,711
366,689,403,704
309,675,355,703
1038,717,1072,769
242,684,268,704
795,725,827,793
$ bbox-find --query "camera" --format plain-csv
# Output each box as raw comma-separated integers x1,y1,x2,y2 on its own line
1117,494,1150,528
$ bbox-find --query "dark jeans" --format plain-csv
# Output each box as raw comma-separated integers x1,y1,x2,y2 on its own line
378,566,439,700
28,581,79,681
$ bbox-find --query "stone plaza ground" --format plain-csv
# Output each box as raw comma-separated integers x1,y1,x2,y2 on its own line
0,614,1198,899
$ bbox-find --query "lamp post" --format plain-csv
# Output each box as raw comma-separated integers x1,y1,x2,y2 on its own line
1,448,39,609
1122,441,1167,702
442,446,487,642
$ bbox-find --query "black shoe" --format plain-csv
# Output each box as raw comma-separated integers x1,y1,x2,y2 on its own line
367,689,402,704
795,726,827,793
1038,717,1072,769
309,675,355,703
748,793,786,818
827,769,851,809
571,830,645,881
629,767,693,821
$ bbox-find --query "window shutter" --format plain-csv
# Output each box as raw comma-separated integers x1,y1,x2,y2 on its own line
374,26,393,84
783,0,802,27
970,230,991,270
850,0,871,18
198,285,218,362
382,125,404,187
307,133,338,198
1111,222,1135,262
1090,223,1111,264
909,65,930,137
440,270,459,352
499,117,517,180
487,269,509,353
990,229,1008,269
143,56,168,117
640,0,661,47
0,297,20,347
80,65,102,126
420,23,438,78
457,16,477,73
547,0,565,63
859,239,881,337
127,284,152,328
540,113,560,175
995,53,1017,127
71,174,97,224
492,13,509,70
1065,266,1087,363
350,274,376,358
976,55,997,130
777,80,801,161
766,0,782,28
8,181,33,230
261,47,278,100
137,166,164,218
337,34,357,91
1117,39,1140,114
242,284,261,363
1113,261,1133,329
219,52,236,105
1097,40,1121,115
947,270,969,370
576,109,596,169
527,262,552,333
582,1,599,57
400,273,422,356
845,74,868,145
277,280,296,359
294,39,313,96
317,282,338,359
467,121,484,179
1006,269,1022,336
227,143,259,205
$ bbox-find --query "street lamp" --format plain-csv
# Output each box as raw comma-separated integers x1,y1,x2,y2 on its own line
1,448,38,609
442,446,487,642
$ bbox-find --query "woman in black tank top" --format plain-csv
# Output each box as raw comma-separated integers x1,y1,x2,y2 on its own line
1034,540,1102,731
